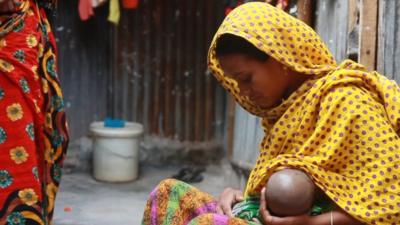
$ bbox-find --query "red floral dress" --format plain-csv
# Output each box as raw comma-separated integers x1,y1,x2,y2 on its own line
0,0,69,224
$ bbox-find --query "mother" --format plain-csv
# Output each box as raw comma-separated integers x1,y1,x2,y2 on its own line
142,2,400,225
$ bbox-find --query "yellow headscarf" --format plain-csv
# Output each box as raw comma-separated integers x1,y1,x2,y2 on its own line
208,2,400,225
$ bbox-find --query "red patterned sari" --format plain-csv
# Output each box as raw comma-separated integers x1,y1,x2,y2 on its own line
0,0,68,224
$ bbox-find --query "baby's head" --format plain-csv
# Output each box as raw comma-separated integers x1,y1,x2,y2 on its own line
265,168,315,217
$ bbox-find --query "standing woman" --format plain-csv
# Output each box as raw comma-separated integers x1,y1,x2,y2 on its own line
0,0,68,224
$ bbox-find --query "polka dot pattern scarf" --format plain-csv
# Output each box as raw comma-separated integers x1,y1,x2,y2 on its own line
208,2,400,225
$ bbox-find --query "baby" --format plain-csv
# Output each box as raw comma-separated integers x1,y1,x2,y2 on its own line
233,168,316,220
265,168,315,217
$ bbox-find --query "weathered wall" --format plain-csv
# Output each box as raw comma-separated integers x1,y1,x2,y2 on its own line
113,0,226,142
231,106,264,171
55,0,227,143
54,0,113,141
53,0,228,169
377,0,400,81
314,0,349,62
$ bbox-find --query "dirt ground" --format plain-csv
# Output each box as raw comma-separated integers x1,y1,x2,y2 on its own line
53,160,245,225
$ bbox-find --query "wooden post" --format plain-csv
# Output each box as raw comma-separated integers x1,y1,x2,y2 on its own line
347,0,358,34
296,0,313,26
359,0,378,71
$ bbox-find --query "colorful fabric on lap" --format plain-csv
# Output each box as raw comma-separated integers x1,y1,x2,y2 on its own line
142,179,258,225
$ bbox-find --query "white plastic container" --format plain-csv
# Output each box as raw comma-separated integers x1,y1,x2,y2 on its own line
90,121,143,182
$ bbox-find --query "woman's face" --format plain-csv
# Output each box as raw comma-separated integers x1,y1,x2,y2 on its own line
218,53,292,109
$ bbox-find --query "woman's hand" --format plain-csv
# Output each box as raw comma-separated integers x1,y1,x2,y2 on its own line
254,188,311,225
256,188,364,225
216,187,244,217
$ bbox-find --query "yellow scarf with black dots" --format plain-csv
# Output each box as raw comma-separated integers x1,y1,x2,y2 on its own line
208,2,400,225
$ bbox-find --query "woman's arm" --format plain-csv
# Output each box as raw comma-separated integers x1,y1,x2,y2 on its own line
308,210,363,225
257,188,364,225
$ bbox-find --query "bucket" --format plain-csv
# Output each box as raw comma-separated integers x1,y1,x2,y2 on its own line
90,121,143,182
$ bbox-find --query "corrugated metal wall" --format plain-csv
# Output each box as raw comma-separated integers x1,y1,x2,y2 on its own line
112,0,227,142
314,0,349,62
55,0,227,143
377,0,400,81
54,0,113,141
231,106,264,171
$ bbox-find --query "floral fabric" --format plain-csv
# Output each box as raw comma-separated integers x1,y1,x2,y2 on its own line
0,0,68,224
141,179,258,225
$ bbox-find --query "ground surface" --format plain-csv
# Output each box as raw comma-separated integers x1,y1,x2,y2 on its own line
54,161,243,225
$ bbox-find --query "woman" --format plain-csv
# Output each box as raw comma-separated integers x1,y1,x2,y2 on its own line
142,2,399,225
0,0,68,224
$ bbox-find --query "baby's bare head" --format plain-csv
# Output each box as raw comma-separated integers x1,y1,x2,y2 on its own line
265,169,315,217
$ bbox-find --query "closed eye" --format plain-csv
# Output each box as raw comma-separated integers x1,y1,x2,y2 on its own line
237,74,251,83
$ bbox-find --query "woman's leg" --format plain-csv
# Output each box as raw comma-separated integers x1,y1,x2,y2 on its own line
142,179,217,225
0,1,69,223
187,213,256,225
0,73,44,224
142,179,257,225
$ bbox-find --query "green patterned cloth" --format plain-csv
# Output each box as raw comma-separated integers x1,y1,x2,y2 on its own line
232,197,261,221
232,195,334,221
